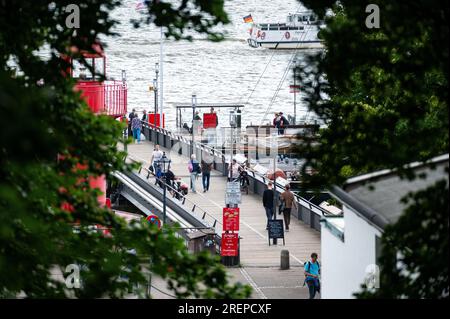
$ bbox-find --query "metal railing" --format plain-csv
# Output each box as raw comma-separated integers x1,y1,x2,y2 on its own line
75,80,127,118
125,154,223,239
140,123,340,231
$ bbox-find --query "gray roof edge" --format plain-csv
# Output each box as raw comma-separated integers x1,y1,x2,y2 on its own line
329,185,389,231
344,153,449,187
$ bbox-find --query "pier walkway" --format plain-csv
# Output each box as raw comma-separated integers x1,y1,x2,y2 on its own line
120,140,321,298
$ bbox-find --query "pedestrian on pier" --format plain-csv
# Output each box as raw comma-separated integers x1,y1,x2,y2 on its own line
279,184,297,231
304,253,321,299
188,154,200,193
228,159,240,182
210,107,218,127
128,109,136,138
279,112,289,135
142,110,148,122
131,115,142,143
150,144,163,173
201,158,212,192
263,182,275,230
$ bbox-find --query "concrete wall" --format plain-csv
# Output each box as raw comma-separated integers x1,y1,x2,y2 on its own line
321,205,382,299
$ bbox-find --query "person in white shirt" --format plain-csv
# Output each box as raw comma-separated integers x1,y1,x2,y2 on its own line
228,159,240,181
150,144,163,172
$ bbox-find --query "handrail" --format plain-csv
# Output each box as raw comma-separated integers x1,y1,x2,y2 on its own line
126,154,223,234
141,123,337,218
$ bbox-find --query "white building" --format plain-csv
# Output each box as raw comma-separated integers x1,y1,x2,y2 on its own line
320,154,449,299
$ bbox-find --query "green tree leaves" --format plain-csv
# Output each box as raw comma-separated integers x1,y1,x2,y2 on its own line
0,1,249,298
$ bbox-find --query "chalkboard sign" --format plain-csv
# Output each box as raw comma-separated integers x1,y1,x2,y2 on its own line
268,219,285,246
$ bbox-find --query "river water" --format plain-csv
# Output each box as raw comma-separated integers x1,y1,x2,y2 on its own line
102,0,317,129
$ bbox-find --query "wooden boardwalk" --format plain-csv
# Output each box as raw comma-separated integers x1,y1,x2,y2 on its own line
123,140,320,268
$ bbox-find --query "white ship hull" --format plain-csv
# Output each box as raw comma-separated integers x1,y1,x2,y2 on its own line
247,12,325,50
247,38,323,49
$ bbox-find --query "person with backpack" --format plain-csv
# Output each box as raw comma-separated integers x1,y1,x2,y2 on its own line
188,154,201,193
304,253,321,299
279,184,298,231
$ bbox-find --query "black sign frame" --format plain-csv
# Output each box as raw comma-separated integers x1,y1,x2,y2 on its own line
268,219,285,246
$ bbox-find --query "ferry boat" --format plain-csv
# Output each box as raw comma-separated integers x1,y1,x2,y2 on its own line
247,11,324,49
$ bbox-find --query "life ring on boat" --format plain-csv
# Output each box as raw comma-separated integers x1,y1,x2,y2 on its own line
261,32,266,40
285,31,291,39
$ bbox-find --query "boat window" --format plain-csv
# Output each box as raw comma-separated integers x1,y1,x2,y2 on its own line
298,16,302,22
310,15,316,22
280,26,288,30
269,25,279,30
261,27,268,31
303,16,308,22
288,26,304,30
260,24,268,28
288,16,293,22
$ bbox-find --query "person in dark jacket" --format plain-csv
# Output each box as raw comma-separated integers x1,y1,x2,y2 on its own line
262,182,275,230
201,159,212,192
142,110,148,122
128,109,136,138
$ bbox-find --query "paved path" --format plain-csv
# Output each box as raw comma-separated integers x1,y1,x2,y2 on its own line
122,140,321,298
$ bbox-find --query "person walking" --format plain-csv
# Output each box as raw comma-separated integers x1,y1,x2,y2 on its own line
150,144,163,173
128,109,136,138
262,182,275,230
228,159,240,182
210,107,218,127
278,112,289,135
188,154,200,193
279,184,298,231
131,115,142,143
304,253,321,299
142,110,148,122
201,158,212,192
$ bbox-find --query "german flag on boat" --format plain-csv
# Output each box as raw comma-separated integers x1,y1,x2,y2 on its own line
243,14,253,23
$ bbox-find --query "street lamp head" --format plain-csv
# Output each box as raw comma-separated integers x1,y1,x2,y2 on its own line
160,152,171,173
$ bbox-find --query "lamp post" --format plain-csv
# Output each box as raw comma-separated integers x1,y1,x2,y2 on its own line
191,94,197,156
153,78,158,119
154,63,159,125
293,59,297,125
158,152,171,225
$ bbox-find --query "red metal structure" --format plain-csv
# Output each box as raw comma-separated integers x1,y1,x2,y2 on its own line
66,44,128,118
63,44,128,206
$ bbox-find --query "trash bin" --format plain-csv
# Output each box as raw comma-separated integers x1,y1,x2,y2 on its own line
221,237,240,267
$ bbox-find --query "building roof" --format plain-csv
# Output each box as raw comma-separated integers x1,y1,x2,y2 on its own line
330,154,449,231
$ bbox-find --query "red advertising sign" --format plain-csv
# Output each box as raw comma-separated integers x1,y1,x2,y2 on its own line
203,113,218,129
221,232,239,256
148,113,165,128
223,207,240,231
